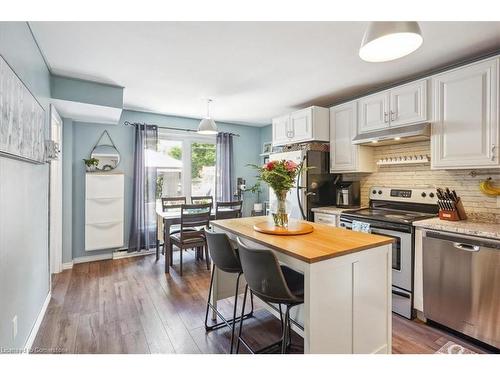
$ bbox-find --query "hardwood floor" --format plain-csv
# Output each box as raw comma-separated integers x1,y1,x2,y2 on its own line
33,252,490,354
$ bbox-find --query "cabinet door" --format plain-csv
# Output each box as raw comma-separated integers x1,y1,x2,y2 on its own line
358,91,390,133
314,212,337,227
272,115,290,146
390,80,428,127
432,58,499,169
290,108,312,142
330,102,357,171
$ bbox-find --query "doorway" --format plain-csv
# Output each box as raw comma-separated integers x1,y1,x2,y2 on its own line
49,104,63,274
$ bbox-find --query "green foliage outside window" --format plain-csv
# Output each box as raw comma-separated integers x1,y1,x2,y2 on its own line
168,143,216,178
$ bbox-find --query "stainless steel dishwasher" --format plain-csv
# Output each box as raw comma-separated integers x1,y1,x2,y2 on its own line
423,230,500,349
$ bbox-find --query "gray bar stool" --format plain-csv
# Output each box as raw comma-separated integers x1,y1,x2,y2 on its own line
235,237,304,354
204,231,254,353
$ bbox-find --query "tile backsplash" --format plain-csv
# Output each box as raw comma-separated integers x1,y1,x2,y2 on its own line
343,140,500,223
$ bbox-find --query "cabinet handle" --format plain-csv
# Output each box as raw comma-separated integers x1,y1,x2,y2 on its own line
390,110,396,121
492,145,496,161
384,112,389,123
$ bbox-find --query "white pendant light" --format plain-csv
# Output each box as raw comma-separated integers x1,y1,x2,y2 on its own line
359,22,423,62
197,99,218,135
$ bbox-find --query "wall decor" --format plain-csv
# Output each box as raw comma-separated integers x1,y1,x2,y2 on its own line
0,55,46,164
90,130,121,171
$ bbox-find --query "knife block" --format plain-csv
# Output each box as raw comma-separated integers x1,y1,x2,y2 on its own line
439,198,467,221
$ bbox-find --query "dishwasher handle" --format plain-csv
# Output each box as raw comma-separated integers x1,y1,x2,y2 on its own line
453,242,480,252
425,230,500,250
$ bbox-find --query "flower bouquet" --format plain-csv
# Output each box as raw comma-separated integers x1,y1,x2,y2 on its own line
248,159,303,228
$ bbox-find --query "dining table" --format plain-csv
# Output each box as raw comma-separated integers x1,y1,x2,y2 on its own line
155,206,239,273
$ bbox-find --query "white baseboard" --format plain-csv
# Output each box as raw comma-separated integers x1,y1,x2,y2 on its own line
24,291,51,353
72,253,113,264
62,262,73,270
113,249,155,259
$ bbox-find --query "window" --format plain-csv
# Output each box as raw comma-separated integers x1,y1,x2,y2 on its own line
156,130,216,201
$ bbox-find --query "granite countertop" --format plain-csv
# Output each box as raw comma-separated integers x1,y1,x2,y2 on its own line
413,218,500,240
311,206,360,215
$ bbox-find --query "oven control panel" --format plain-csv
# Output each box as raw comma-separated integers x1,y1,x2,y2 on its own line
390,189,412,198
369,186,438,204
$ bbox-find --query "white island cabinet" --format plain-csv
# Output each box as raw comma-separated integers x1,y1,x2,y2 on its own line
210,217,393,354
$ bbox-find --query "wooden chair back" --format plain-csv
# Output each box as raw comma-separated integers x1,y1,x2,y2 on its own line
162,196,187,212
191,195,214,209
180,203,211,241
215,200,243,220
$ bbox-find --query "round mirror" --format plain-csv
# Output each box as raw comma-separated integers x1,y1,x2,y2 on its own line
91,144,120,171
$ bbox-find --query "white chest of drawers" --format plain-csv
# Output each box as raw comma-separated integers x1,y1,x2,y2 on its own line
85,173,124,251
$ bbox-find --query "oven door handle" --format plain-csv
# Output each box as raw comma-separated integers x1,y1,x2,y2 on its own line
392,290,411,299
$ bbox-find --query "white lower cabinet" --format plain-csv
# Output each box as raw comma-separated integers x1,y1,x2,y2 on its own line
85,173,124,251
431,57,499,169
330,101,374,173
314,212,338,227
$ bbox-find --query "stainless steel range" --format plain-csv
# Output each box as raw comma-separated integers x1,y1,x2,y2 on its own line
339,187,439,319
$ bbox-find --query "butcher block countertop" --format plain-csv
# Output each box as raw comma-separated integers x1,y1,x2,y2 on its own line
211,216,394,263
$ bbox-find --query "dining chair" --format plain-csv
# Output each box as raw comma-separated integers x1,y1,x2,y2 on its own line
215,200,243,219
169,203,211,276
191,195,214,209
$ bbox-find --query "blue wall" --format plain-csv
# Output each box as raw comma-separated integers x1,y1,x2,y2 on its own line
65,110,264,260
0,22,51,349
259,124,272,201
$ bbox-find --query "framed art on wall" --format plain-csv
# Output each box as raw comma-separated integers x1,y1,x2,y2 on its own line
0,55,46,164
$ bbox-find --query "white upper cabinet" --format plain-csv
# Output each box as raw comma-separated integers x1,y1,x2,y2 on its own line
330,101,374,173
358,91,390,133
431,57,499,169
272,106,329,146
358,80,429,133
390,80,428,127
272,115,290,146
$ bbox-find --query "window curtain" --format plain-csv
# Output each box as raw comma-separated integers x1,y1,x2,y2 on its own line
128,124,158,252
215,132,234,202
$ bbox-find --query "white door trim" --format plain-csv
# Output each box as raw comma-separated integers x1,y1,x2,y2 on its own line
49,104,63,274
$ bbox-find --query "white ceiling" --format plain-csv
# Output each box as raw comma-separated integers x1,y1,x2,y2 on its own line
30,22,500,126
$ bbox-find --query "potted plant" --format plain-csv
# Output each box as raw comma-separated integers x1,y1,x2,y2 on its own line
245,181,263,212
83,158,99,172
248,160,305,228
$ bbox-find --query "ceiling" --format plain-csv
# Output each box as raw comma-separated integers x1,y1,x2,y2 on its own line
30,22,500,126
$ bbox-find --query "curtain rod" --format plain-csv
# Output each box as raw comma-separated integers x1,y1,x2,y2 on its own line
123,121,240,137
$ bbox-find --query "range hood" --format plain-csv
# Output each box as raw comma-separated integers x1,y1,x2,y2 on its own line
352,123,430,146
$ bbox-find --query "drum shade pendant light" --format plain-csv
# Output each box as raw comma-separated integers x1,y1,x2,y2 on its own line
197,99,218,134
359,22,423,62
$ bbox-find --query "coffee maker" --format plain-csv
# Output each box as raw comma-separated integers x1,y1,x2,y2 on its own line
335,181,360,208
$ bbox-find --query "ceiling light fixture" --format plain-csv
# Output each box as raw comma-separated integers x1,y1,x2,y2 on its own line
197,99,218,135
359,22,423,62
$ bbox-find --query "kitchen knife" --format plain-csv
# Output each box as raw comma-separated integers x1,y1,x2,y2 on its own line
451,190,458,202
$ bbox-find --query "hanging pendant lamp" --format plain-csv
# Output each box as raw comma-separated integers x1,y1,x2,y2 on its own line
359,22,423,62
197,99,218,135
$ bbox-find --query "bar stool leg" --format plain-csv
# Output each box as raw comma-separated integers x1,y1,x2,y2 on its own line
180,248,183,276
204,264,217,329
281,306,289,354
236,284,249,354
229,273,242,354
204,244,210,270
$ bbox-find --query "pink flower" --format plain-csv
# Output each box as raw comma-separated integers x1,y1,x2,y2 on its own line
284,160,298,172
265,161,276,171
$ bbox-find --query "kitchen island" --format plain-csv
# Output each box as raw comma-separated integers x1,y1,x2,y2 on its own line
210,216,394,354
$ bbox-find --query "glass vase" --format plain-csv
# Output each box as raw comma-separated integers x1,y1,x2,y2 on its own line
272,191,289,228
